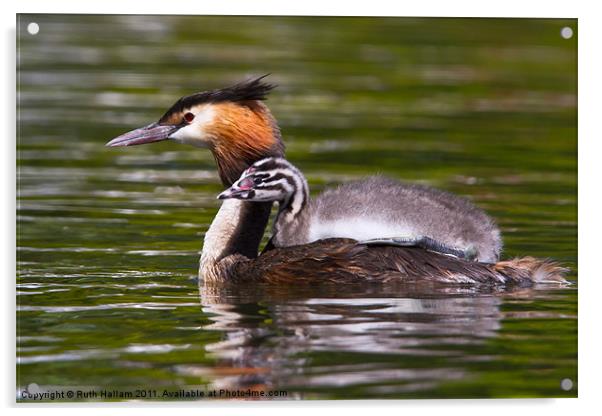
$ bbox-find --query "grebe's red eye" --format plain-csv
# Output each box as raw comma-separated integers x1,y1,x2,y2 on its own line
184,112,195,123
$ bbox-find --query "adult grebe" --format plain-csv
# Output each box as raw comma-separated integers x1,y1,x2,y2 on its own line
106,76,567,285
218,157,500,262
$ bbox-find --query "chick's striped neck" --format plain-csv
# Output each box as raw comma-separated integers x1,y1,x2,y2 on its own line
251,161,310,245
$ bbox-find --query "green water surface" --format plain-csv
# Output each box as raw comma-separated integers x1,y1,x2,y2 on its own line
17,15,577,400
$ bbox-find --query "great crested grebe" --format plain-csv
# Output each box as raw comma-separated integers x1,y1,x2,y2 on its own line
218,157,500,262
106,76,567,285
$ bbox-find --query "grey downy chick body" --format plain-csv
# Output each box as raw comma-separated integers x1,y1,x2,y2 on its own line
219,157,503,263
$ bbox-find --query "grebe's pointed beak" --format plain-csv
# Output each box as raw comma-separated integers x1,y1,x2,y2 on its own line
106,123,181,147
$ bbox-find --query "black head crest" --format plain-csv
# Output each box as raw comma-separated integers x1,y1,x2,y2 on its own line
159,74,276,124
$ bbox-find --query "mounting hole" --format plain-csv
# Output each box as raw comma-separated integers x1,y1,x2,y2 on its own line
27,382,41,394
27,22,39,35
560,378,573,391
560,26,573,39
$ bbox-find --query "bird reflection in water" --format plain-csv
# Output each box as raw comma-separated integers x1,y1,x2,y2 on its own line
181,282,549,397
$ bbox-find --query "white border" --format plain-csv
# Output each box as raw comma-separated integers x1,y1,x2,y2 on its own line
2,0,583,17
3,1,599,415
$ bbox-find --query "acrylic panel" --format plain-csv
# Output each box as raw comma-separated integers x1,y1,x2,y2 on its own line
16,15,577,401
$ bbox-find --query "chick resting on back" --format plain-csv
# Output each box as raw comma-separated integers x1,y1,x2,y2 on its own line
222,158,503,263
305,176,502,263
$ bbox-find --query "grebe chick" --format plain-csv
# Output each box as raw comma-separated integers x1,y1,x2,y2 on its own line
219,157,502,263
